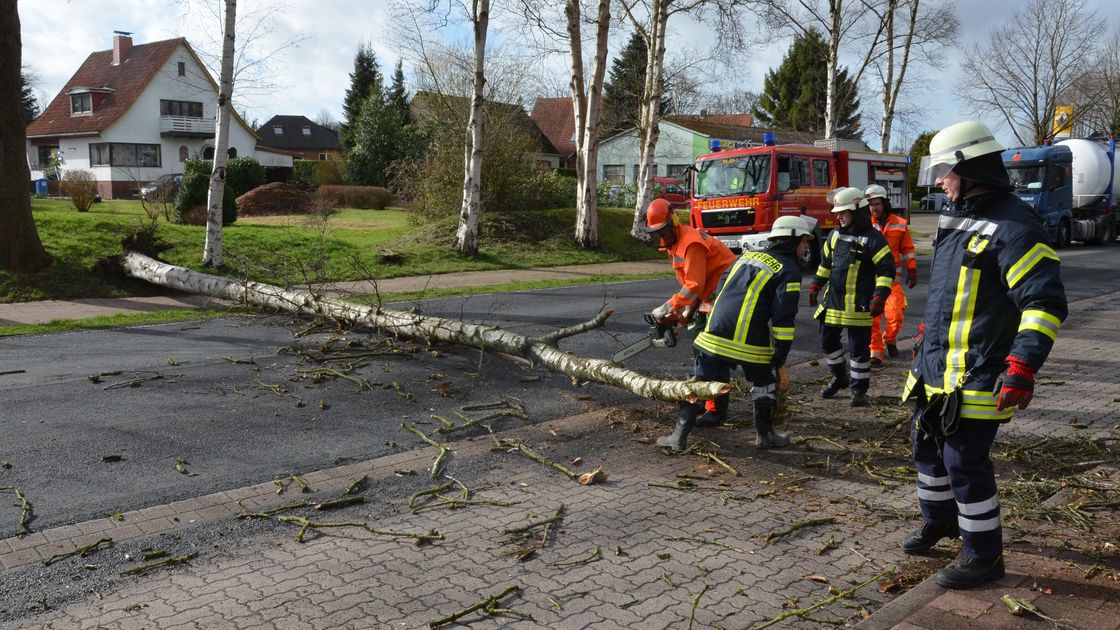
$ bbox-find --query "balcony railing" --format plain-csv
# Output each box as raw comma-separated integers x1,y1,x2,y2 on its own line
159,115,215,138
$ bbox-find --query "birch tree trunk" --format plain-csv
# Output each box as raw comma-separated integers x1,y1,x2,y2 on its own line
202,0,236,268
877,0,917,152
824,2,842,140
455,0,489,257
630,0,668,238
568,0,611,249
119,251,729,402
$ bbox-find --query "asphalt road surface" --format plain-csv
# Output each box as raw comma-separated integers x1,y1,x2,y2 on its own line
1,243,1115,541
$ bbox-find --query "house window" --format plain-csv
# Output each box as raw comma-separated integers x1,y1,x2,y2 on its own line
666,164,689,178
179,146,189,162
302,126,311,136
177,61,186,77
159,99,204,118
71,93,92,115
319,153,327,161
603,164,624,185
228,147,237,158
89,142,161,167
273,126,283,135
633,163,657,182
203,146,215,159
812,160,831,187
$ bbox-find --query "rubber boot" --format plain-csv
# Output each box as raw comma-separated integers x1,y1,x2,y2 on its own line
695,394,729,427
657,401,700,452
901,521,960,555
850,389,869,407
887,343,899,357
935,554,1005,589
753,403,789,449
820,365,850,399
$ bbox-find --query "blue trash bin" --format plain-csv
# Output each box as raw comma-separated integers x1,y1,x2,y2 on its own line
34,178,49,197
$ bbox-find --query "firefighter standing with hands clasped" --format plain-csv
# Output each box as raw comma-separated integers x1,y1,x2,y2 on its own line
809,187,896,407
902,121,1067,589
641,198,737,429
865,184,918,366
658,215,813,451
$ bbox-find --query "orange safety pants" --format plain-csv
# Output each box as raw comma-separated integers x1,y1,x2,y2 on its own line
870,281,907,359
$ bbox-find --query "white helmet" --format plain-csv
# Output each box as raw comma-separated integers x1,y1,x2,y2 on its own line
827,187,867,213
864,184,888,201
917,121,1005,186
769,215,813,240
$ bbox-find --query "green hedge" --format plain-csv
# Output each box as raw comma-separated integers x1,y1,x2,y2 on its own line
174,157,265,225
293,159,347,190
316,185,392,210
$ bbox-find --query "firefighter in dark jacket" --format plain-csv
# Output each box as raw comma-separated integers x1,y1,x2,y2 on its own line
657,216,813,451
808,187,896,407
903,121,1067,589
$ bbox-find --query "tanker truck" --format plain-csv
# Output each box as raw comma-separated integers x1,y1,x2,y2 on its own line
1002,138,1119,247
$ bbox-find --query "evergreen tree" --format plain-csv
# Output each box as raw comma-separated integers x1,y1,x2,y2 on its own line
20,69,38,126
340,43,383,150
908,130,937,197
601,32,671,137
753,29,862,139
386,60,410,124
345,90,420,187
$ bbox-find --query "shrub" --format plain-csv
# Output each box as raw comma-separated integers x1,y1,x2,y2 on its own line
236,182,312,216
225,157,265,199
60,169,98,212
292,159,347,190
174,158,235,225
316,185,392,210
538,171,578,210
596,180,637,208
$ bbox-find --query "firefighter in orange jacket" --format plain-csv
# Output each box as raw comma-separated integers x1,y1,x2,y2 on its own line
643,199,737,425
865,185,918,365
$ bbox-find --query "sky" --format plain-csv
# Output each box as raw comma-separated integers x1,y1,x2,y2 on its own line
20,0,1120,151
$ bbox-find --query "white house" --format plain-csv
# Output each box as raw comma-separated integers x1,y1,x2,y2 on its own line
26,32,290,199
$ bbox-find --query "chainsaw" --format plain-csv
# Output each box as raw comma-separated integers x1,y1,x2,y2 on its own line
611,313,678,363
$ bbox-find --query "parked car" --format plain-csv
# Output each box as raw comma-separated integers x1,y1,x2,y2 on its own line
920,192,947,213
655,177,689,208
139,173,182,202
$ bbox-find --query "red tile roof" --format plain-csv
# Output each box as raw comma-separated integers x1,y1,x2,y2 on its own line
530,97,576,157
27,38,186,138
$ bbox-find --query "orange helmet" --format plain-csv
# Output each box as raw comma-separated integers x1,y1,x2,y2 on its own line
643,198,678,232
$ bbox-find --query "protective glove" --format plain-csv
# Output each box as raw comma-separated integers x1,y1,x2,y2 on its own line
651,301,675,326
912,321,925,360
869,295,886,317
808,284,821,308
995,356,1036,411
908,268,918,289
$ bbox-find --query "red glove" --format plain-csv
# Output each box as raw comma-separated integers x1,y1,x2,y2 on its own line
995,356,1036,411
908,268,918,289
869,295,885,317
912,321,925,359
808,284,821,308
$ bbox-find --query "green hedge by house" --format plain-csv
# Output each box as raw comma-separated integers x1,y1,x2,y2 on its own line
174,157,265,225
292,159,347,190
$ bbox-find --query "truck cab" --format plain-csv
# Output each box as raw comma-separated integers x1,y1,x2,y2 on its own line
1003,145,1073,246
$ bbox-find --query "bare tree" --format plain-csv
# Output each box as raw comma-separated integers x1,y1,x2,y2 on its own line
870,0,957,152
455,0,490,256
202,0,237,267
959,0,1102,145
747,0,889,141
697,88,760,116
314,108,340,131
1069,27,1120,137
0,1,51,273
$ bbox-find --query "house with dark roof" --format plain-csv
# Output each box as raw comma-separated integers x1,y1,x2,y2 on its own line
597,115,825,185
255,115,341,161
26,32,290,199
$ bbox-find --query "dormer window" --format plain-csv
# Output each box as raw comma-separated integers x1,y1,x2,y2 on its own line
274,125,283,135
71,93,93,114
302,126,311,136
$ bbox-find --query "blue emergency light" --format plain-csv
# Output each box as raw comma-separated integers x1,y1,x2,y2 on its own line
710,139,721,152
763,132,775,146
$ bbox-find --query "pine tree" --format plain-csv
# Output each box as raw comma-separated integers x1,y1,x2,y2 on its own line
753,29,862,139
20,70,38,126
345,90,420,187
601,32,671,137
340,43,383,150
386,60,410,124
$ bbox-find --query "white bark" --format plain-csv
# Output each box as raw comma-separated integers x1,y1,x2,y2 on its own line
629,0,669,237
202,0,236,268
567,0,611,249
120,251,729,402
455,0,489,256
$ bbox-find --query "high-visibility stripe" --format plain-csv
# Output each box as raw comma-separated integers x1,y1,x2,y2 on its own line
1007,243,1059,289
772,326,794,341
901,253,916,261
918,488,955,501
918,472,948,486
960,405,1013,420
693,333,773,364
785,282,801,292
872,245,892,264
815,265,830,277
734,268,772,345
958,515,1001,532
939,215,999,238
944,266,980,391
750,382,776,400
835,233,871,245
887,223,908,230
902,371,918,400
957,495,999,516
845,260,860,312
678,288,700,300
876,276,893,288
823,309,872,326
1018,309,1060,340
826,349,845,365
673,256,685,264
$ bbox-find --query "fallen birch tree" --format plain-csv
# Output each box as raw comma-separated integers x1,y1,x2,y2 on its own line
119,252,728,402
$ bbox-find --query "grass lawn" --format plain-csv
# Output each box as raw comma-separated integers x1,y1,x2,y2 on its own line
2,198,663,303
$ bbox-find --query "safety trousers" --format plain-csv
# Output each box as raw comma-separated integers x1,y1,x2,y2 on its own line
870,281,907,359
819,323,871,394
910,402,1003,561
685,313,722,414
694,351,776,409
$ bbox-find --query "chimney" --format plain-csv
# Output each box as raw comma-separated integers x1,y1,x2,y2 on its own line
113,31,133,65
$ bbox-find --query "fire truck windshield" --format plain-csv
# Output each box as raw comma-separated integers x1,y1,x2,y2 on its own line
694,155,771,198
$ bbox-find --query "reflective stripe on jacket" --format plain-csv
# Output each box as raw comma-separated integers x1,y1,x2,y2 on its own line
812,227,895,327
902,192,1068,420
873,212,918,279
695,248,801,365
664,225,737,314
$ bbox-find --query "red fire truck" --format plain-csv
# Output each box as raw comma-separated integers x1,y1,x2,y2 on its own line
689,135,910,269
